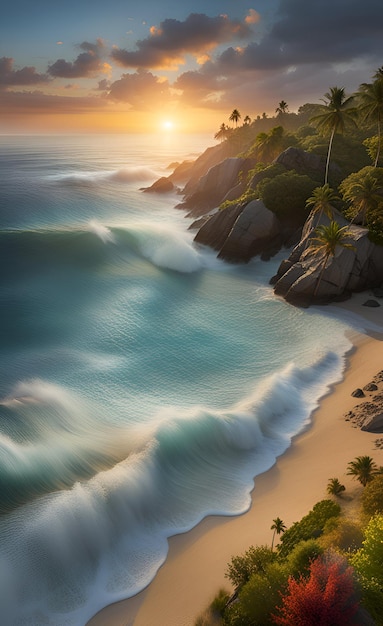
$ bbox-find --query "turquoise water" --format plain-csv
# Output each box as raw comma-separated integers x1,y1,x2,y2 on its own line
0,134,356,624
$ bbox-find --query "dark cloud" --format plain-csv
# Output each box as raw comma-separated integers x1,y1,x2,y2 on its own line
111,12,252,69
0,57,50,87
0,89,106,114
48,39,108,78
108,69,170,108
213,0,383,73
172,0,383,111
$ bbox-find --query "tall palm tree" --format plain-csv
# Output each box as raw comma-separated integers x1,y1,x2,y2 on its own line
357,78,383,167
229,109,241,127
214,122,230,142
271,517,286,550
243,115,251,125
305,184,338,223
309,221,355,297
310,87,357,184
275,100,289,115
341,172,382,226
347,455,378,487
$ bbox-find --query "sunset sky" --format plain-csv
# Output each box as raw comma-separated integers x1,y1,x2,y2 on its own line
1,0,382,134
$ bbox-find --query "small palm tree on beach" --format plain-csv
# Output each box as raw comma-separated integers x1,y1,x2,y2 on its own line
271,517,287,550
327,477,346,497
347,456,378,487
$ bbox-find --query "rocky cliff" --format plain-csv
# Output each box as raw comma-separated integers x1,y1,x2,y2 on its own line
145,143,383,306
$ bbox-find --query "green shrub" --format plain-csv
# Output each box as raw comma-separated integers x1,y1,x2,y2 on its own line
361,475,383,517
258,171,317,224
320,518,364,552
350,515,383,625
225,545,276,589
286,539,324,577
278,500,341,557
351,514,383,585
224,562,288,626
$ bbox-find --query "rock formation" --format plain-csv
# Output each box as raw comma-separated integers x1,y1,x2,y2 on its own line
143,141,383,306
194,200,284,262
178,157,252,217
272,211,383,305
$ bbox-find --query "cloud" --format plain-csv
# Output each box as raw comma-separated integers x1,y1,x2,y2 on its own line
48,39,110,78
0,89,106,114
0,57,50,87
107,69,171,108
172,0,383,111
214,0,383,73
111,12,252,69
245,9,261,25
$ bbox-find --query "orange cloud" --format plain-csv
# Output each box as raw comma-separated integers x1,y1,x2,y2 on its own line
245,9,261,25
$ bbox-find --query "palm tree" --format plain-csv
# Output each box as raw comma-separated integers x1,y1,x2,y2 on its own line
327,477,346,496
308,221,355,297
305,184,338,223
342,172,382,226
347,455,378,487
374,66,383,80
229,109,241,127
357,78,383,167
243,115,251,125
310,87,357,184
271,517,286,550
255,126,286,163
275,100,289,115
214,122,230,143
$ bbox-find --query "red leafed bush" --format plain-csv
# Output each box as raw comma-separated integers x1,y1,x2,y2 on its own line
273,553,360,625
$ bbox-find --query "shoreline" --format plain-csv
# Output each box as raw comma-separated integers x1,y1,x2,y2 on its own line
88,292,383,626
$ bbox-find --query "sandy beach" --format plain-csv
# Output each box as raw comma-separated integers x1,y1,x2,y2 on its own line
88,291,383,626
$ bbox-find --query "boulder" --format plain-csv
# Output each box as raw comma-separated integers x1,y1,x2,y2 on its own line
193,199,284,263
179,157,247,216
352,388,365,398
218,200,283,262
361,411,383,432
363,299,380,307
272,210,383,305
194,204,244,251
142,177,174,193
275,146,341,181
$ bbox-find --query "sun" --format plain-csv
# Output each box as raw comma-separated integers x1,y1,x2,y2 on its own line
161,120,174,132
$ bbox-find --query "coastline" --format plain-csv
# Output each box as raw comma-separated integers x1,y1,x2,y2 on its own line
87,292,383,626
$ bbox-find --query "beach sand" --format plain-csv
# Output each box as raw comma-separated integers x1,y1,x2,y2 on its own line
87,291,383,626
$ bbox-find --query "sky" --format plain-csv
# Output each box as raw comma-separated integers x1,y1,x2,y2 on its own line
1,0,383,134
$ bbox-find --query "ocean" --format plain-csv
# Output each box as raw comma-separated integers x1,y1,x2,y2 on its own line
0,133,361,624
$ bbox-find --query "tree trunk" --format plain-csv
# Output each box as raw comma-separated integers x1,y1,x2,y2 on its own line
325,129,335,185
374,116,381,168
313,252,330,297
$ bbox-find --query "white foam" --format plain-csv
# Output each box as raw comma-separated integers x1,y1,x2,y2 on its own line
88,219,115,243
129,222,203,272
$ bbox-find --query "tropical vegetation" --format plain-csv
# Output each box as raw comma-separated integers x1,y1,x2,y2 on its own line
195,456,383,625
213,66,383,247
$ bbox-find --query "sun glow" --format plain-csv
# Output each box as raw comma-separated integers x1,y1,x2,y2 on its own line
161,119,174,132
